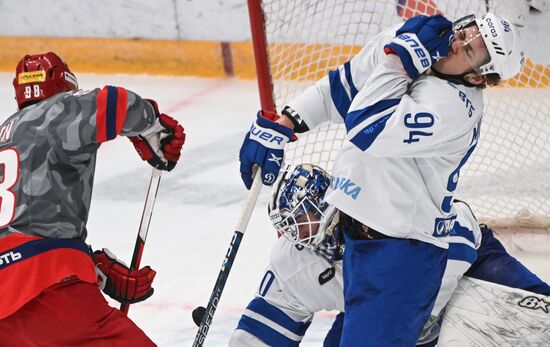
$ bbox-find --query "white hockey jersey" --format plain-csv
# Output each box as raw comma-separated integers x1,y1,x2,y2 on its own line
229,202,481,346
287,26,484,248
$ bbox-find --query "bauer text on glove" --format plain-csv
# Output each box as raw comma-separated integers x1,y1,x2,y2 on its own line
384,14,453,79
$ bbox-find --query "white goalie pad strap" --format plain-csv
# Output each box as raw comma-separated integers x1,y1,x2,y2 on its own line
391,33,431,73
250,123,290,150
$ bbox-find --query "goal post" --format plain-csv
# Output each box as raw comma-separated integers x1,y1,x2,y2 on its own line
247,0,276,113
247,0,550,232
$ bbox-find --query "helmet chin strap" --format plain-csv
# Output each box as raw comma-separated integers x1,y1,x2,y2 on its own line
430,66,476,88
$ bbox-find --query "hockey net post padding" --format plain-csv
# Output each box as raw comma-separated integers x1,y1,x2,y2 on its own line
248,0,550,236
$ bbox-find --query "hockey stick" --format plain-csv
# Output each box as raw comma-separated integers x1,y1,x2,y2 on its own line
120,168,163,314
192,169,263,347
192,0,276,338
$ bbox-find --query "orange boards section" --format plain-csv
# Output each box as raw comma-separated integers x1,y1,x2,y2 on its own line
0,37,547,88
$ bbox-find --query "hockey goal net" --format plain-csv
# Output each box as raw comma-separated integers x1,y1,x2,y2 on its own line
247,0,550,232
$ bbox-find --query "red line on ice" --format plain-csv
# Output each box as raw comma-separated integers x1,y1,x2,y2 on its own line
165,80,229,114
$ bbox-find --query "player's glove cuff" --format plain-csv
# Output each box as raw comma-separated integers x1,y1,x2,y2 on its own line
93,248,157,304
251,111,294,149
130,112,185,172
385,14,452,79
384,34,431,80
239,111,295,189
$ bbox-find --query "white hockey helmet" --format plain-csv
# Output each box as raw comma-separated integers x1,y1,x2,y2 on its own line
453,13,526,80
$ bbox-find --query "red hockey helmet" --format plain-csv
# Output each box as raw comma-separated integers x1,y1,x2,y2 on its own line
13,52,78,109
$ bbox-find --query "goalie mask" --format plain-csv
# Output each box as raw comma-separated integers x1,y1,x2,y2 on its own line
268,164,332,247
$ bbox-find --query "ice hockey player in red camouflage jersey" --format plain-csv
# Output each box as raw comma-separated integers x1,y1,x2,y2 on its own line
0,52,185,346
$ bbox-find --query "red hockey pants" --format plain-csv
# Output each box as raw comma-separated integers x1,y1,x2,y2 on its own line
0,278,156,346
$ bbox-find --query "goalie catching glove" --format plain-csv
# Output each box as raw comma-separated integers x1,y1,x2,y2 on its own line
93,248,156,304
384,14,453,79
239,110,296,189
130,99,185,171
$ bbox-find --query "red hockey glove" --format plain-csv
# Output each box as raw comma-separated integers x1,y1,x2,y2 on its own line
93,248,157,304
130,99,186,171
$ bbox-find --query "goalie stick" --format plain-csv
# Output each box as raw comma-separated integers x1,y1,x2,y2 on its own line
120,168,162,314
192,170,263,347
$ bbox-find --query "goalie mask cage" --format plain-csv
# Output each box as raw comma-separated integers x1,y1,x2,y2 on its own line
248,0,550,231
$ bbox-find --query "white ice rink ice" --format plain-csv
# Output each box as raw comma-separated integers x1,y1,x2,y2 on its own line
0,73,548,346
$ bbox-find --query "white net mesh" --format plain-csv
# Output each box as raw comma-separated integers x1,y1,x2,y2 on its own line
259,0,550,229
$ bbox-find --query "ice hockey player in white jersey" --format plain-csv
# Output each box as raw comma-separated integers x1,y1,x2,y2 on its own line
238,13,525,344
229,164,550,347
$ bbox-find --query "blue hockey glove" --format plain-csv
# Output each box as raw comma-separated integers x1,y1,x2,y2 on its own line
384,14,453,79
239,110,294,189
